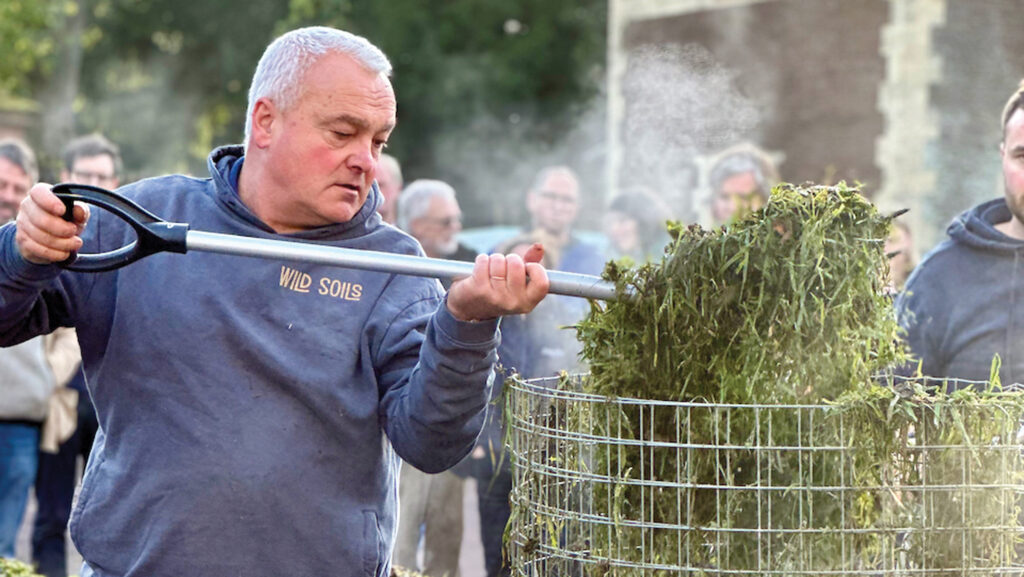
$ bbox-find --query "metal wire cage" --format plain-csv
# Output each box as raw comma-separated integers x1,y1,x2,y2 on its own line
506,375,1024,576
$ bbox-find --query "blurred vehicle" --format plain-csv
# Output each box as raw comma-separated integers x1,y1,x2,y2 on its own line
457,226,609,256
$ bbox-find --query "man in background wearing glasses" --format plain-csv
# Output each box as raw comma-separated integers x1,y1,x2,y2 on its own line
398,179,477,283
62,134,122,190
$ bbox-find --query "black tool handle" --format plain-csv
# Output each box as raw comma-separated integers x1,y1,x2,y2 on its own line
53,184,189,272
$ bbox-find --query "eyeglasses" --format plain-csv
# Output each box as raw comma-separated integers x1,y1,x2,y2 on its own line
423,216,462,228
70,170,117,185
534,190,578,205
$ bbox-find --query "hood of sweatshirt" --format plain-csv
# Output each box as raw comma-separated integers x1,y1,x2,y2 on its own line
948,197,1024,253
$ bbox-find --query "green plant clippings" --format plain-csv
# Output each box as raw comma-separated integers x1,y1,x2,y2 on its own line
506,182,1024,576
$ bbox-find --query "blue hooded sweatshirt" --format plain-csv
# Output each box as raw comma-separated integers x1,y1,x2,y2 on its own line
0,146,500,576
897,197,1024,386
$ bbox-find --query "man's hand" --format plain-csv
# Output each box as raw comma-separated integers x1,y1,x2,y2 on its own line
446,244,550,322
15,184,89,264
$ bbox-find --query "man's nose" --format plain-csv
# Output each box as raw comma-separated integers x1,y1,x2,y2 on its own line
0,185,18,204
347,142,375,173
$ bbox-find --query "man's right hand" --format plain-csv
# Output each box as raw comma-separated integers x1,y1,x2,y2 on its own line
15,183,89,264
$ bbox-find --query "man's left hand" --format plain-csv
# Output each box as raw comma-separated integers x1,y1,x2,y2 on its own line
446,245,549,322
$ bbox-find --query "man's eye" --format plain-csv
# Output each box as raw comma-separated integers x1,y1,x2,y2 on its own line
374,140,389,150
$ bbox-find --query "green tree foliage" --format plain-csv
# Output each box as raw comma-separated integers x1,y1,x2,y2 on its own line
0,0,58,98
9,0,606,213
73,0,290,177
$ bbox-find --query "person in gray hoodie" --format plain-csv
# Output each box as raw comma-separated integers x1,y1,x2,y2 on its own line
897,78,1024,387
0,27,549,576
0,137,58,558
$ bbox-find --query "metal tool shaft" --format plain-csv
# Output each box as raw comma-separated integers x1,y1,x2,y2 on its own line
187,230,619,301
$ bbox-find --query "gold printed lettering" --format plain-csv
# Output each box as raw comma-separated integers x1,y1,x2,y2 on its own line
348,284,362,301
280,266,311,293
293,273,312,293
313,275,364,302
280,266,296,286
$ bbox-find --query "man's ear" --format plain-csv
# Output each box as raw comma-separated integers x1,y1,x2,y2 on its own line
250,98,277,149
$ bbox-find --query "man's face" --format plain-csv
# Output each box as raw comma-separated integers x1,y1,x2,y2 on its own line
253,51,396,232
1001,108,1024,229
409,195,462,258
527,172,580,237
884,225,913,288
62,154,119,189
711,171,764,225
0,157,31,225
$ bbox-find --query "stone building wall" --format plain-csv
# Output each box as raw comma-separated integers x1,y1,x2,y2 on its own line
609,0,1024,253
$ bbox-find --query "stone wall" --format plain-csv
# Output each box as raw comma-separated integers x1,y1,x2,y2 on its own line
609,0,1024,253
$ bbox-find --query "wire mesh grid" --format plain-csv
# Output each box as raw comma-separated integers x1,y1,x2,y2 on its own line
506,376,1024,576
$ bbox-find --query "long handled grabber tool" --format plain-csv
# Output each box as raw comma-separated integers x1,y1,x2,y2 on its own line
52,184,621,301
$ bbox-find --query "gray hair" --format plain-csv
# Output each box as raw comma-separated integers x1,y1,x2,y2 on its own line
707,143,779,201
529,165,578,193
0,138,38,184
397,179,457,232
244,26,392,148
378,153,403,188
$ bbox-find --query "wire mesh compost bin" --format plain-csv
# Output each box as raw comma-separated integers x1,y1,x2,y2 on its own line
506,375,1024,576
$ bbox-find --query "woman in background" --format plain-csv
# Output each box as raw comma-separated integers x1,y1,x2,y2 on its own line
603,187,675,263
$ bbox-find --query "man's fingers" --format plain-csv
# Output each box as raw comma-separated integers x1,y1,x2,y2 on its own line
469,253,489,283
524,262,550,301
20,205,79,241
17,216,83,254
73,203,90,232
487,254,507,283
29,183,68,217
15,231,77,264
446,251,550,322
522,243,545,264
13,183,89,265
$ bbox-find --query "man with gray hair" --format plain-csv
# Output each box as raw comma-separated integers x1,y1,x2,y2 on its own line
0,27,549,577
398,178,477,266
0,138,59,558
0,138,38,224
393,178,478,577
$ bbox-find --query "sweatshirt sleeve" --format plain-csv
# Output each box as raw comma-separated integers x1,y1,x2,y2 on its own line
0,224,75,345
373,281,500,474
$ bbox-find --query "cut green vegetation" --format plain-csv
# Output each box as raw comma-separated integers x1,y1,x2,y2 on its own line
508,183,1024,576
